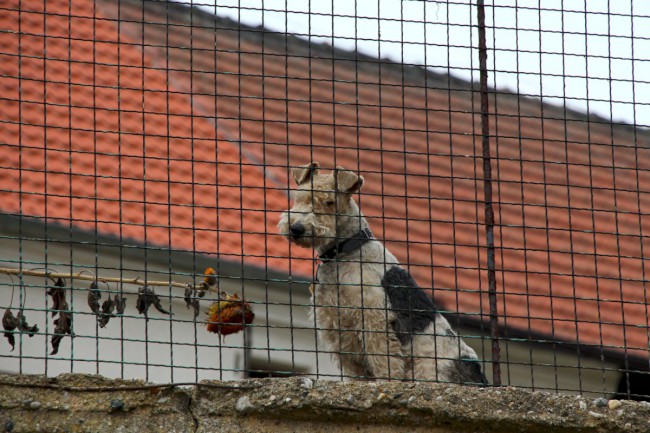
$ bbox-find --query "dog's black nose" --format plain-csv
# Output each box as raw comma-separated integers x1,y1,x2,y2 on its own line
289,223,305,238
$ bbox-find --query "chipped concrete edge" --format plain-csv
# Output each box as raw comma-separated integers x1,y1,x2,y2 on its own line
1,374,649,433
0,373,195,432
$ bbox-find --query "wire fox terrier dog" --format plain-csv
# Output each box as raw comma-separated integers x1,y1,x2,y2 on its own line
279,162,488,384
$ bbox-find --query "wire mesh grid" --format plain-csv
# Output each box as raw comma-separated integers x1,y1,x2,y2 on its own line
0,0,649,400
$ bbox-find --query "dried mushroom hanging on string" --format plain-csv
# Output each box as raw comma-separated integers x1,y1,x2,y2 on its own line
2,280,39,350
47,277,67,316
88,281,125,328
87,281,101,314
136,286,172,318
48,277,73,355
2,309,18,351
184,286,200,318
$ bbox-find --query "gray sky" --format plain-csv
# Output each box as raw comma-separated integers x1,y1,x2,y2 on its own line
179,0,650,127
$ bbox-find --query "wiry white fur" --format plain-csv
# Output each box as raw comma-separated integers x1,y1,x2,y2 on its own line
279,163,483,382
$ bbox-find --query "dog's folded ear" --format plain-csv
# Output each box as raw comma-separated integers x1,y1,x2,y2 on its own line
292,162,320,185
335,166,364,194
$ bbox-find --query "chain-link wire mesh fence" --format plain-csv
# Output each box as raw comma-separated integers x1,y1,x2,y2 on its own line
0,0,648,400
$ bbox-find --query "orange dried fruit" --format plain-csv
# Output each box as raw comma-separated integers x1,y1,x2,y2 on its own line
203,267,217,287
206,294,254,336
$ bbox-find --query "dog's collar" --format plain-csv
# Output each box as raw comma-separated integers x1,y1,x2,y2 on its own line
318,228,374,262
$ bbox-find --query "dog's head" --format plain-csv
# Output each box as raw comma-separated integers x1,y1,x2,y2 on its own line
278,162,364,250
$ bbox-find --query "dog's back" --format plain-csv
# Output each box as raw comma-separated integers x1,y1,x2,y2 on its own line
381,265,488,384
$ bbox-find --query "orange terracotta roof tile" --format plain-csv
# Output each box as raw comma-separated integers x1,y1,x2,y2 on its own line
0,0,309,276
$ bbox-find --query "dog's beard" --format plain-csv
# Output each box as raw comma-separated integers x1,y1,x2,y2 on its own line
288,234,314,248
283,224,320,248
279,216,331,250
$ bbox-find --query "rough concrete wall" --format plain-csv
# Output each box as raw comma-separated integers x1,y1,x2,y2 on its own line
1,374,649,433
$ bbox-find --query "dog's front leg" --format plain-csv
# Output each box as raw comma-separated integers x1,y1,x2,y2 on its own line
357,308,405,381
314,303,370,379
337,334,372,380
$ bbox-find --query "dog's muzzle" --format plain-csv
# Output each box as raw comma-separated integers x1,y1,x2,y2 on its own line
289,222,306,239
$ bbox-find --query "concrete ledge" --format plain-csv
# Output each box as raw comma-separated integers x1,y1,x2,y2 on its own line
1,374,649,432
194,378,650,433
0,374,194,432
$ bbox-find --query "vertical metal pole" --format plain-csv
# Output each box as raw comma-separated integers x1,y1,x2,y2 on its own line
476,0,501,386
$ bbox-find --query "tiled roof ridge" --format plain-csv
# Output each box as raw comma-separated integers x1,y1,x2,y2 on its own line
138,0,647,135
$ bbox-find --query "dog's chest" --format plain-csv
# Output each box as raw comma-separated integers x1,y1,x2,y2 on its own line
314,260,385,308
317,259,363,284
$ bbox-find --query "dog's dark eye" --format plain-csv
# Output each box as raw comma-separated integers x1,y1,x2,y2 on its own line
326,200,335,207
